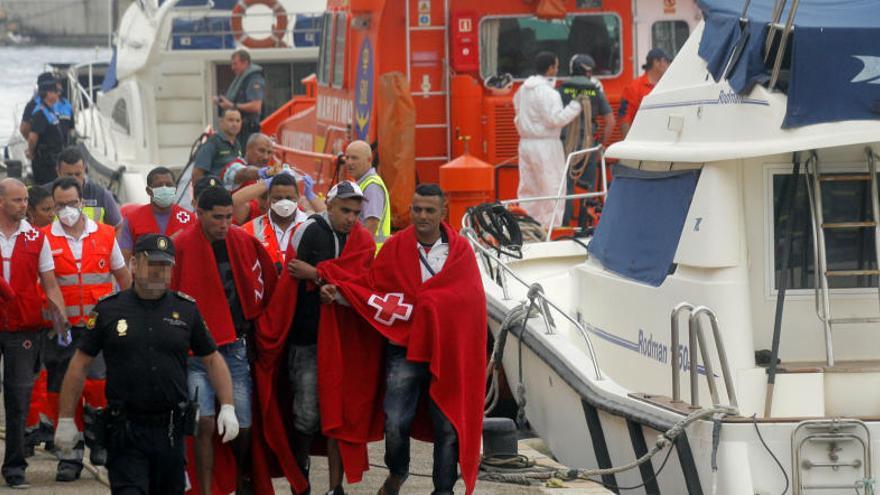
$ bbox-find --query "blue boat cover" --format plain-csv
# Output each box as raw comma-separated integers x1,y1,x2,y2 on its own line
101,48,118,93
293,14,323,47
171,17,235,50
587,166,699,287
698,0,880,128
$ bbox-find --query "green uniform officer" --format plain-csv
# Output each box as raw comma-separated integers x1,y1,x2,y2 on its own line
192,108,243,184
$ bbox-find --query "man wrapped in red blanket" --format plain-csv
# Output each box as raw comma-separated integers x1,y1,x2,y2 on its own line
171,182,277,494
258,180,384,495
321,184,487,495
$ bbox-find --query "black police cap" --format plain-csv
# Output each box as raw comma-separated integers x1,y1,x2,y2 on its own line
134,234,175,263
193,175,222,200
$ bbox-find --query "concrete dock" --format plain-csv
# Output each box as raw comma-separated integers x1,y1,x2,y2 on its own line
6,438,610,494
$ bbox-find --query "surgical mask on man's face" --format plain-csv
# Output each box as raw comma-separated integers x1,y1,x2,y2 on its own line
270,199,297,218
151,186,176,208
58,206,81,227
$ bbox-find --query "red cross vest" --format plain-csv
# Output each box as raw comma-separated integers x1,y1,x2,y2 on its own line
243,213,283,266
126,203,194,245
44,223,116,327
0,225,46,331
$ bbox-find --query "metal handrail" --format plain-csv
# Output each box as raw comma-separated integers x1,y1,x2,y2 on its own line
691,306,738,408
165,9,324,49
67,64,122,164
670,302,695,403
767,0,800,89
462,226,603,380
494,145,608,241
670,302,738,408
546,146,606,237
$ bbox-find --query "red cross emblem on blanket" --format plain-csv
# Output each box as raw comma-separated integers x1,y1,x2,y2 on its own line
367,293,413,326
176,211,191,224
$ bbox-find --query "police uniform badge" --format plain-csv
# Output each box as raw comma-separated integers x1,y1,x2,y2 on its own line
172,311,180,320
116,319,128,336
86,311,98,330
158,237,168,250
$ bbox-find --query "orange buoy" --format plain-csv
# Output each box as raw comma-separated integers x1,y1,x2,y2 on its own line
231,0,288,49
439,137,495,230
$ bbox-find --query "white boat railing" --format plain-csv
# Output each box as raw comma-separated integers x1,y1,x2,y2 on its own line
497,145,608,241
463,226,603,380
66,63,119,164
166,8,324,50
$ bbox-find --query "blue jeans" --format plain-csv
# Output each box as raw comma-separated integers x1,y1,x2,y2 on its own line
187,339,253,428
287,344,320,434
383,343,458,495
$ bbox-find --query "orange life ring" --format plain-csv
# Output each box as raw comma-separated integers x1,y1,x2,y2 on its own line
231,0,288,49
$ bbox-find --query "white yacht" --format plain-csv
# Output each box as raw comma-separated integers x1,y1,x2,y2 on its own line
474,1,880,493
24,0,324,203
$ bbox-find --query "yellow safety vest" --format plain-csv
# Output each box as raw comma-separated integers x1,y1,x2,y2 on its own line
357,172,391,252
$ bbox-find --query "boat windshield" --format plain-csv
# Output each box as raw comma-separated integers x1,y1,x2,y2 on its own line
480,14,621,80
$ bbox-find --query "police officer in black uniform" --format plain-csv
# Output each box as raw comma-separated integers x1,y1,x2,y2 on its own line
54,234,240,494
26,77,67,185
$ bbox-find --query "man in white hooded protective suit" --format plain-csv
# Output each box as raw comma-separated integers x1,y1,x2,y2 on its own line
513,51,582,228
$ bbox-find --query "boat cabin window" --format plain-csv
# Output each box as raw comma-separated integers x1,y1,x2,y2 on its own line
317,12,334,85
111,99,131,136
480,14,622,80
651,20,690,58
332,13,348,88
773,172,880,290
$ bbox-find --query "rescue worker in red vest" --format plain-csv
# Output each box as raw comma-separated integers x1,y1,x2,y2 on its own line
232,166,324,225
23,185,57,458
118,166,195,259
242,172,309,271
0,178,67,489
43,177,131,482
344,140,391,250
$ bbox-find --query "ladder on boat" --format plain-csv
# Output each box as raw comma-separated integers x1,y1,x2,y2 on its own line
806,148,880,367
791,419,873,494
405,0,451,168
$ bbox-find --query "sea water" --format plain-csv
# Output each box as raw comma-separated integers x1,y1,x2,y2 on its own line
0,45,110,145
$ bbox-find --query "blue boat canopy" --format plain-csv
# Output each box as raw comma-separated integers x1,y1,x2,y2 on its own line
587,166,699,288
697,0,880,128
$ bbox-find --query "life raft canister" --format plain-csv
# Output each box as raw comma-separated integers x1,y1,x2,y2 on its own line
231,0,288,49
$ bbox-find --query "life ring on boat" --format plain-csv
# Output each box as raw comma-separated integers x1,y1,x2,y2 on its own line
231,0,288,49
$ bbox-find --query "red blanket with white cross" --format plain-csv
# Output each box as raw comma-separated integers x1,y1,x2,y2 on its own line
254,221,381,492
323,224,487,494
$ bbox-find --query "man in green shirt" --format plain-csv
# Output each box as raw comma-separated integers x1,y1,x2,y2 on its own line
192,108,243,183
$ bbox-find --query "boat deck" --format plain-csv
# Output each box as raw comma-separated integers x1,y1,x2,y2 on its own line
778,359,880,374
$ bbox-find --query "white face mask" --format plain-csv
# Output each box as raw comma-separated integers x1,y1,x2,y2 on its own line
270,199,297,218
58,205,82,227
151,186,176,208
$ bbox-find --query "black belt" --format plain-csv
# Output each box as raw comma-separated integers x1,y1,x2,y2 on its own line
115,407,180,426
